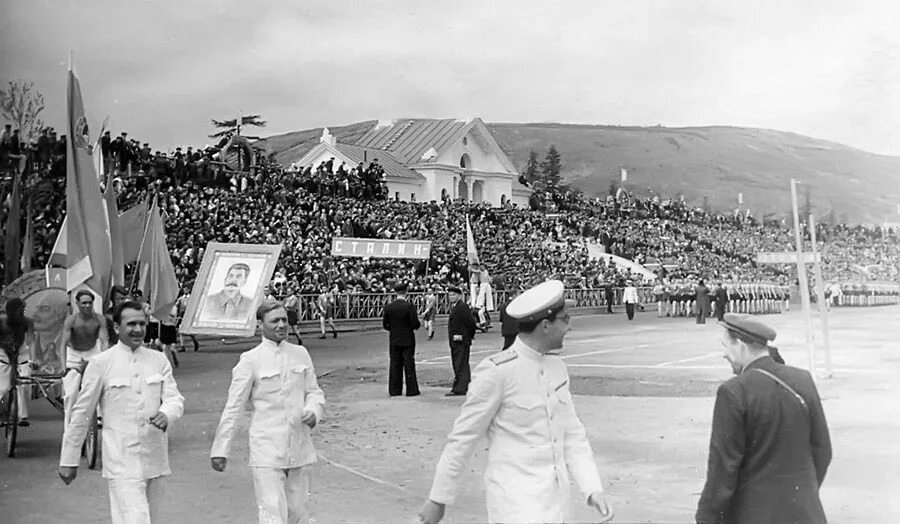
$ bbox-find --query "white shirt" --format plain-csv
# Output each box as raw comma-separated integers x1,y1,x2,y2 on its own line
60,343,184,479
210,337,325,468
429,339,604,523
623,286,639,304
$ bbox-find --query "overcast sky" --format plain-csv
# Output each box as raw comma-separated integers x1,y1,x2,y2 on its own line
2,0,898,155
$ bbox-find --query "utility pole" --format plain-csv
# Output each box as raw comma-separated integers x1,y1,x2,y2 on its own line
791,178,817,379
808,213,832,377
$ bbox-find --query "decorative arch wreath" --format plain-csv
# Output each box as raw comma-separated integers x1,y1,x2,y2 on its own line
221,134,257,172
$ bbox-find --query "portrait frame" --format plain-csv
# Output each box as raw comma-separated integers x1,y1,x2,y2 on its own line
180,242,283,337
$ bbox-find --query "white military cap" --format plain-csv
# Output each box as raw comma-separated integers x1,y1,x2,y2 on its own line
506,280,568,323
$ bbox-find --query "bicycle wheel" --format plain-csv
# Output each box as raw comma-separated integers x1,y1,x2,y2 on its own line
5,387,19,458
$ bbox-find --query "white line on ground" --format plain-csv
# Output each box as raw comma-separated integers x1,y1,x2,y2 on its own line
565,364,893,373
654,352,720,367
561,344,650,360
416,348,495,365
319,454,416,495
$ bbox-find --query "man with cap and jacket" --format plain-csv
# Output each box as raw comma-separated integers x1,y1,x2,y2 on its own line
445,286,477,396
696,313,831,524
497,289,521,351
419,280,613,524
382,282,421,397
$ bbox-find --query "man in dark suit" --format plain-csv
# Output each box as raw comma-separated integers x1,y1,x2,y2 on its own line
695,280,711,324
697,314,831,524
382,283,421,397
713,283,728,321
604,283,615,314
446,285,476,396
497,289,520,350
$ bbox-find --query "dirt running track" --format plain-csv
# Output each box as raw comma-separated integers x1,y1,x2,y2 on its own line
1,306,898,523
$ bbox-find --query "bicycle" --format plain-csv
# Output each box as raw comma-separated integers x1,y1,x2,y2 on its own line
1,352,101,468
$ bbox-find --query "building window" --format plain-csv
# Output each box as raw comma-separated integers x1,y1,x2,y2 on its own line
462,136,468,146
410,193,416,202
459,153,471,169
501,194,507,206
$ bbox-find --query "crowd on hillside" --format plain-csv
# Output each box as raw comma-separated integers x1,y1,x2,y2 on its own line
2,127,899,299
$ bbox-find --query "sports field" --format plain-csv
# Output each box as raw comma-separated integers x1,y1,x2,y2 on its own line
2,305,898,523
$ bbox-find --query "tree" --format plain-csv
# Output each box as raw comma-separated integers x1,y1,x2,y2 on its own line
540,145,562,187
209,114,266,139
0,81,45,141
523,150,540,185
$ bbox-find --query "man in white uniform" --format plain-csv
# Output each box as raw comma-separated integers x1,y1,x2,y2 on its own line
210,300,325,524
58,301,184,523
419,280,614,524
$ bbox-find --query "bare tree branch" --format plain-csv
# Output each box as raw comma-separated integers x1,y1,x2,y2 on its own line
0,81,46,141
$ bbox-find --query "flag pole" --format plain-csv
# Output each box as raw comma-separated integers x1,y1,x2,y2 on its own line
130,196,156,292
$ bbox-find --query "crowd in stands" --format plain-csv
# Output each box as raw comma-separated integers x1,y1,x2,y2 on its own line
2,126,899,302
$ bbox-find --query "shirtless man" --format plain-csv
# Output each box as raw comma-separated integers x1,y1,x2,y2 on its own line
59,290,109,423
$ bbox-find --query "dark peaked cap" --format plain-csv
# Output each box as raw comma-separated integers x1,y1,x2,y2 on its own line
720,313,777,346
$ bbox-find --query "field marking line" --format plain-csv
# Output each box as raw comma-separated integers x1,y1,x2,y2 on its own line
319,453,416,495
417,348,495,365
654,352,720,367
561,344,651,360
566,364,893,374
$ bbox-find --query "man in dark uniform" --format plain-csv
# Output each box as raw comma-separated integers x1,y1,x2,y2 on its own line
603,283,615,314
497,289,520,351
445,286,476,396
382,283,421,397
713,283,728,322
696,314,831,524
695,280,711,324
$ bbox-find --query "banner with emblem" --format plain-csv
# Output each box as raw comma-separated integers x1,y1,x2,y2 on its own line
66,65,112,296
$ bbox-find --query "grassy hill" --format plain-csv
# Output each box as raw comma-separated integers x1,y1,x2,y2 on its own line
263,122,900,224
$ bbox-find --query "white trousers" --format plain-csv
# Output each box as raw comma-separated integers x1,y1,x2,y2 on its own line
0,351,30,419
63,343,102,425
108,476,166,524
252,466,310,524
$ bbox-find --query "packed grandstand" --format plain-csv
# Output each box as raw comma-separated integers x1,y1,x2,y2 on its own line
2,128,898,309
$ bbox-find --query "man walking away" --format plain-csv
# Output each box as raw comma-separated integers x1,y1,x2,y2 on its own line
696,314,831,524
695,280,711,324
622,280,639,321
497,290,520,350
445,286,476,396
382,283,421,397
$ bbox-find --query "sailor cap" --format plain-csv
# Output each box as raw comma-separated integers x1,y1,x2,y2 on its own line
506,280,570,324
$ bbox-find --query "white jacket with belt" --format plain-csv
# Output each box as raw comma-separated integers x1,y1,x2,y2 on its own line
429,339,604,523
60,343,184,479
210,337,325,468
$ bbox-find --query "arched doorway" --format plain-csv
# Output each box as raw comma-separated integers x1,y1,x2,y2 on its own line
500,194,507,206
457,179,468,201
441,188,448,201
459,153,471,169
472,181,484,203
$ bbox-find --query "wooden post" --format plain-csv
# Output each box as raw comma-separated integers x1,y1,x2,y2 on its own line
791,179,816,379
809,214,832,377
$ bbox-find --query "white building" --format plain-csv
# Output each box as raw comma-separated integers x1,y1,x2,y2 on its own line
290,118,531,207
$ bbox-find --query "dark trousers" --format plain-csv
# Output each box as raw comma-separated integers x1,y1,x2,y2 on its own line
714,305,725,322
625,303,635,320
697,304,708,324
501,335,516,351
606,298,614,314
449,342,471,394
388,344,419,396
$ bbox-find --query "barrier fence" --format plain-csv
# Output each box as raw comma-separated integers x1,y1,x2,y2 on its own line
294,287,659,323
287,282,898,323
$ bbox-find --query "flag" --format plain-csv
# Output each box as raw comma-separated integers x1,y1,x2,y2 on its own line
620,167,627,183
120,201,150,263
66,66,112,295
20,200,34,273
465,215,480,265
136,200,179,321
48,217,67,268
3,167,22,285
92,116,108,182
104,175,125,286
738,192,744,205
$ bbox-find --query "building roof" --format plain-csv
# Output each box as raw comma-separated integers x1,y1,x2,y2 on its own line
355,119,470,164
335,143,423,181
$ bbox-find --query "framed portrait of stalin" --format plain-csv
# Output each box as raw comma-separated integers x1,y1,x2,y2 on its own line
180,242,283,337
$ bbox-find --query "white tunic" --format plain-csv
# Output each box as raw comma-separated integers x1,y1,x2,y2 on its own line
210,337,325,468
60,343,184,479
429,339,604,523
